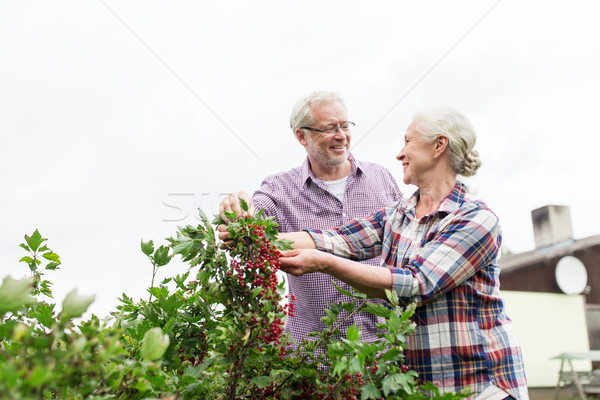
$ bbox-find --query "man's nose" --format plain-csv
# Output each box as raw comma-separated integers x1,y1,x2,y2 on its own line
332,126,347,138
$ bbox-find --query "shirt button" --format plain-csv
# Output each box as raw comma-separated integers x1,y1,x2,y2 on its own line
342,213,347,217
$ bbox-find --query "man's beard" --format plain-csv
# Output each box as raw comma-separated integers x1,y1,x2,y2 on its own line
306,138,349,168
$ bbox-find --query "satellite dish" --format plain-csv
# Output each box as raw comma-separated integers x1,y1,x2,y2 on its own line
555,256,588,295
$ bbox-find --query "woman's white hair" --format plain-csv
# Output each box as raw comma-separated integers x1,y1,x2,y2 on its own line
289,91,347,134
412,107,482,177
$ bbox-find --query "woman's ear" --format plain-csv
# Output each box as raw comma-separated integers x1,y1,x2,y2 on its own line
434,135,449,157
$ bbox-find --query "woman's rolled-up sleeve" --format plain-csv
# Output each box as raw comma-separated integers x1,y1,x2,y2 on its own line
306,208,388,261
400,206,501,304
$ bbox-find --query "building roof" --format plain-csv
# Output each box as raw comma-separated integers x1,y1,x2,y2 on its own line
500,233,600,272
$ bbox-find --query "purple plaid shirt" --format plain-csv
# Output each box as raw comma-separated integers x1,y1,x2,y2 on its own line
253,153,402,349
308,182,528,399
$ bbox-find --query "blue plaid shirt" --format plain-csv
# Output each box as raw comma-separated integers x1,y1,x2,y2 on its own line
308,182,529,399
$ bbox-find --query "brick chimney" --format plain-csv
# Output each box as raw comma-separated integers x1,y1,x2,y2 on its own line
531,205,573,249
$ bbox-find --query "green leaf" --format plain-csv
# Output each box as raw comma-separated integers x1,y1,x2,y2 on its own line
320,306,341,327
0,277,35,315
251,375,271,388
34,303,56,328
33,336,50,349
19,243,30,252
19,256,33,264
347,356,362,374
387,311,400,332
274,238,294,250
341,302,356,313
172,237,195,256
39,280,53,298
60,289,95,321
333,280,366,299
240,197,249,212
381,374,398,397
332,358,348,376
45,262,60,271
401,303,416,321
197,207,213,230
141,327,170,361
327,342,347,358
154,245,172,267
141,239,154,256
42,252,60,263
381,347,403,362
212,214,225,225
224,211,237,221
24,365,52,387
251,286,263,298
382,371,416,396
360,382,381,400
362,302,392,318
0,363,19,388
24,229,45,252
173,272,189,289
385,289,399,306
346,324,360,342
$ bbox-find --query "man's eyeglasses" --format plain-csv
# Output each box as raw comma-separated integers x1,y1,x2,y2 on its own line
300,121,355,135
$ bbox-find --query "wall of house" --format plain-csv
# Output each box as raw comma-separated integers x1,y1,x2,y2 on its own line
500,243,600,357
500,244,600,305
502,291,591,387
501,258,558,293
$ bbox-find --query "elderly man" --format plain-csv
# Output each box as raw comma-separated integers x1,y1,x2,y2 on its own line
219,91,402,353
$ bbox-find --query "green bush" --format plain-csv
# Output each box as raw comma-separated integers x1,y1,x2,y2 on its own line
0,208,467,400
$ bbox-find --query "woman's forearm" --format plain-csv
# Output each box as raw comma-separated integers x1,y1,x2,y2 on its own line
279,231,316,249
277,232,393,299
279,248,392,299
325,256,393,298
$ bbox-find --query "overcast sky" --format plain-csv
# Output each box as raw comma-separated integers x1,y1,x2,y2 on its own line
2,1,599,318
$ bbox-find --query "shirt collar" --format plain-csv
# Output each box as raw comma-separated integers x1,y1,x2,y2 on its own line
402,181,468,218
300,152,362,185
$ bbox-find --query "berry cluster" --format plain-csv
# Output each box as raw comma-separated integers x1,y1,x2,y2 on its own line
227,222,292,351
221,218,299,398
284,294,296,317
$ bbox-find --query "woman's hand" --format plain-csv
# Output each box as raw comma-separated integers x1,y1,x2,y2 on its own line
279,249,331,276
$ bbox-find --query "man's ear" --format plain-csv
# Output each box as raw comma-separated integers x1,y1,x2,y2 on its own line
434,135,449,157
296,128,308,146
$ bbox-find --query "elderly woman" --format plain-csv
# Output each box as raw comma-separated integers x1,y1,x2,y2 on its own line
278,107,528,400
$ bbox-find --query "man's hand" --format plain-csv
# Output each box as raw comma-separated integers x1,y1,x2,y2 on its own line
218,191,255,224
217,224,231,245
217,191,255,246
